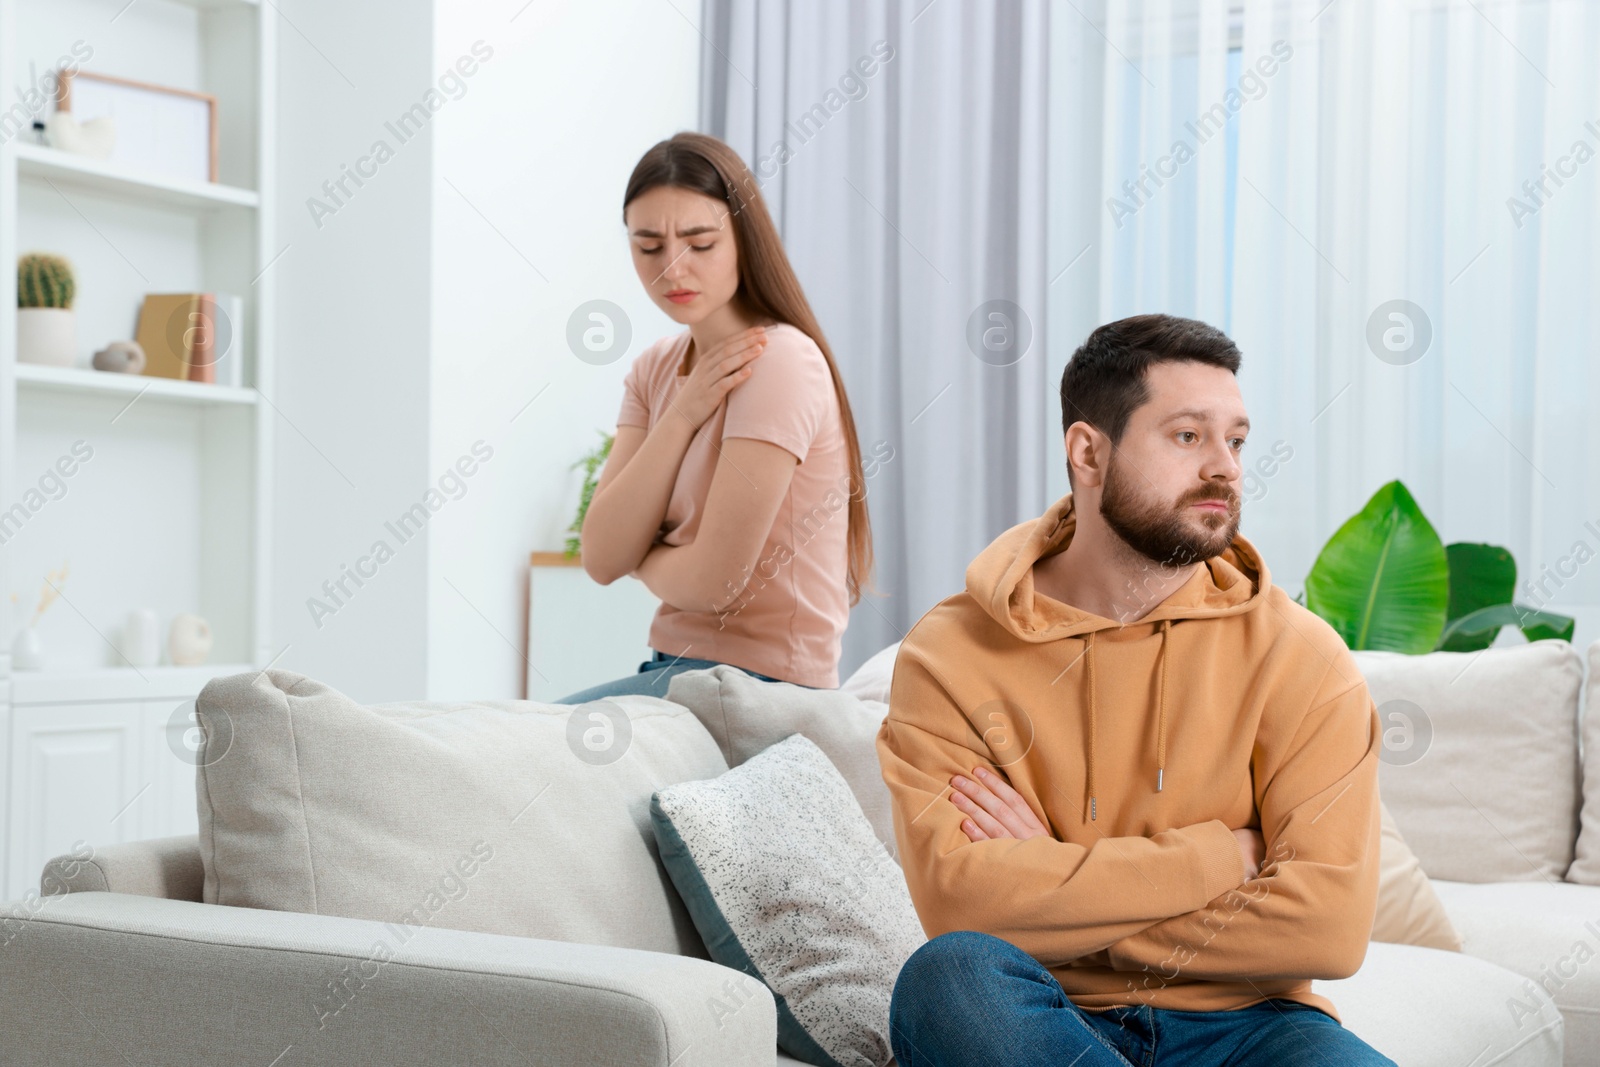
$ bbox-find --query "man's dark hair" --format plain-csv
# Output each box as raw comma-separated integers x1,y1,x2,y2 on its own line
1060,314,1242,444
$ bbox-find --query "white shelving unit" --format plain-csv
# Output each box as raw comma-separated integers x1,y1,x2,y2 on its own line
0,0,276,898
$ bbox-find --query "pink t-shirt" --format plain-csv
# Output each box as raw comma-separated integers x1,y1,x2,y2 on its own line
616,323,851,688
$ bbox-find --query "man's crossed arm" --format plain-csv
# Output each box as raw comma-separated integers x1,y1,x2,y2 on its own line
933,690,1381,984
879,641,1382,983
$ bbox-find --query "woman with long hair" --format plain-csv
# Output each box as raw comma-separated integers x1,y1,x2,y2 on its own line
559,133,873,702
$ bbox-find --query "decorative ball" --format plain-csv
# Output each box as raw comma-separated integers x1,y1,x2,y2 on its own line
168,613,213,666
93,341,146,374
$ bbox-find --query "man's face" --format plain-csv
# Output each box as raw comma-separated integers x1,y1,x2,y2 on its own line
1097,361,1248,566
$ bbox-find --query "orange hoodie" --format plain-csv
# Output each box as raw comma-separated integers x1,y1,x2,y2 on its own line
876,493,1381,1019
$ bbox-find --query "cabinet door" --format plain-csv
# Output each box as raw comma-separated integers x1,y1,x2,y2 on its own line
7,703,145,899
526,566,657,701
143,699,201,841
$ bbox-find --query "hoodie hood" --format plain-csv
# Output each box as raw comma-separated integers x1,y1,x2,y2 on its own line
965,492,1271,819
968,492,1270,640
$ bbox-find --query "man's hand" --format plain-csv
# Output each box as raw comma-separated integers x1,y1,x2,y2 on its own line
951,767,1051,841
1233,827,1266,880
951,765,1266,879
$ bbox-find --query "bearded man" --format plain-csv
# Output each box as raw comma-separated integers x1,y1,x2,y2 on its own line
877,314,1393,1067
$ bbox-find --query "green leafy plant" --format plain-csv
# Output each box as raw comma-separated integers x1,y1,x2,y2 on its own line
1302,480,1574,652
17,253,75,309
564,431,614,559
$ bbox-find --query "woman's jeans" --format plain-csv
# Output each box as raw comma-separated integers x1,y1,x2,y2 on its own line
890,931,1397,1067
556,650,791,704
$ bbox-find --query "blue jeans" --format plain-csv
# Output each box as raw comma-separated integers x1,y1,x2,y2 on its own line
890,932,1396,1067
556,650,792,704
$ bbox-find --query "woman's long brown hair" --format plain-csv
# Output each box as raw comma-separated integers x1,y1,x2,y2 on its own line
623,131,873,605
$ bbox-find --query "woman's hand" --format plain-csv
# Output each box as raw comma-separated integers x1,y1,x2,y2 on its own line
671,325,768,429
951,766,1051,842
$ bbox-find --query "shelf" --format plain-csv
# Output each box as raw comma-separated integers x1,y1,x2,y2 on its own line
11,143,259,212
530,551,583,568
15,362,257,406
8,663,258,705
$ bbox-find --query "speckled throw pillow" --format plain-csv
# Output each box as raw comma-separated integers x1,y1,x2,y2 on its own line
650,734,925,1067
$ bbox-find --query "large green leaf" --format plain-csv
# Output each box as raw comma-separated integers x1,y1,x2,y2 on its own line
1303,481,1449,652
1437,603,1576,647
1523,612,1578,643
1440,542,1517,652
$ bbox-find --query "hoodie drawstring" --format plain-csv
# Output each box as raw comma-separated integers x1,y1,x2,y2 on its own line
1156,619,1171,793
1084,619,1173,822
1085,632,1097,822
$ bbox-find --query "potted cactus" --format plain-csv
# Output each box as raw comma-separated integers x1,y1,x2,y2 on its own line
17,252,77,367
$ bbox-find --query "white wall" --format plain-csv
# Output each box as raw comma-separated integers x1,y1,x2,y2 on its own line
424,0,701,699
271,0,699,701
272,0,435,702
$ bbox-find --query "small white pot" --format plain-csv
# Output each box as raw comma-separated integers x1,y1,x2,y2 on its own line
120,609,161,668
17,308,77,367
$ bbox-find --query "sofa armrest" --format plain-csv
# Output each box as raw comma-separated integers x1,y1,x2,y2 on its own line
0,892,776,1067
41,835,203,900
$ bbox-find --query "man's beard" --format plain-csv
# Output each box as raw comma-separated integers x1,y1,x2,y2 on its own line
1099,457,1240,567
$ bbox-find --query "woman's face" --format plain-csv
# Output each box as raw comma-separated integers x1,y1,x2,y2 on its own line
625,185,741,326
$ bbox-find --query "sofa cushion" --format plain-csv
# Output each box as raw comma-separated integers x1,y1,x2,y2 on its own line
1372,802,1461,951
1354,641,1583,883
839,642,899,703
195,669,726,956
1431,878,1600,1063
651,734,925,1067
1314,940,1564,1066
772,939,1567,1066
667,666,896,854
1568,640,1600,885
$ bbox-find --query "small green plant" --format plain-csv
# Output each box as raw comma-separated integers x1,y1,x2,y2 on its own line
1302,480,1574,652
564,431,615,558
17,253,75,309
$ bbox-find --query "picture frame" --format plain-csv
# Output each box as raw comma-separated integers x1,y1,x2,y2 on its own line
57,69,218,184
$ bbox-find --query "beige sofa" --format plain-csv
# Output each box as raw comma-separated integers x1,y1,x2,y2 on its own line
2,640,1592,1067
1354,639,1600,1067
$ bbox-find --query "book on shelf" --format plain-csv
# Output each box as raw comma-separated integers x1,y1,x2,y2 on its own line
215,294,244,388
135,292,243,387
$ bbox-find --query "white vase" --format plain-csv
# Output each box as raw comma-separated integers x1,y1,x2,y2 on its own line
10,626,43,671
17,308,77,367
120,609,161,668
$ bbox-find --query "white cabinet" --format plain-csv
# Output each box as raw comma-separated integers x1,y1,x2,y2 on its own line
143,700,202,842
526,553,658,702
7,703,144,899
2,666,245,899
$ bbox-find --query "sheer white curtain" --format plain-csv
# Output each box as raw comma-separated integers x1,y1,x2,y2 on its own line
1049,0,1600,644
702,1,1053,674
1045,0,1240,502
